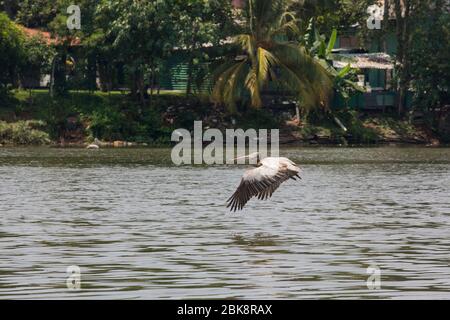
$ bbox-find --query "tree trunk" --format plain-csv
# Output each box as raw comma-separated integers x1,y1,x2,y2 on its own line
383,0,390,53
50,56,57,98
97,60,112,92
149,65,156,106
394,0,407,116
87,53,97,92
130,69,137,98
52,52,67,97
136,69,146,107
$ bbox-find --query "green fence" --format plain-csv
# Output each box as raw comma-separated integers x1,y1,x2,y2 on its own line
159,53,212,93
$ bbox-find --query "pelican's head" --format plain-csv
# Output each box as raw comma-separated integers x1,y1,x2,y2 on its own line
230,152,260,165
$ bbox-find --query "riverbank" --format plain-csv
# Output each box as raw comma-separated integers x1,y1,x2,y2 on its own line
280,112,441,146
0,89,445,147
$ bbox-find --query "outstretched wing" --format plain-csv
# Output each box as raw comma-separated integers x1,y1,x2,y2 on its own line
227,158,301,212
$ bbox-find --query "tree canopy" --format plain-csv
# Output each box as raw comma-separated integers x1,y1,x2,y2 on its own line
0,0,448,116
0,12,24,93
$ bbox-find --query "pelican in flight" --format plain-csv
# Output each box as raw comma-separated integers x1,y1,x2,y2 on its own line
227,152,301,211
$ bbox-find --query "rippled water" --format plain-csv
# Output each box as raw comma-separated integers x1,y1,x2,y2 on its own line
0,147,449,299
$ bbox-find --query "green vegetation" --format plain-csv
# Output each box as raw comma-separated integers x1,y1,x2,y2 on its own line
0,12,24,96
212,0,332,111
1,89,283,145
304,27,364,104
408,1,450,115
299,109,436,145
300,109,379,144
2,90,178,144
0,89,435,146
0,120,50,145
0,0,448,146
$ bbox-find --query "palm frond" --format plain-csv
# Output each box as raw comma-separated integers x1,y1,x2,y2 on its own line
211,0,333,111
234,34,255,56
271,42,333,108
223,61,250,112
211,61,244,102
257,47,279,86
245,63,262,108
211,59,250,112
270,11,300,37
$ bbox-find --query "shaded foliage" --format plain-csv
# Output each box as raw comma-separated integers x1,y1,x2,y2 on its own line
0,12,24,95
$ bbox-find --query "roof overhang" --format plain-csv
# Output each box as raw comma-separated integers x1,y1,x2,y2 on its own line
332,52,394,70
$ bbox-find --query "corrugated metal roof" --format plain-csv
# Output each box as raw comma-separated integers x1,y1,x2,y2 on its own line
332,52,394,70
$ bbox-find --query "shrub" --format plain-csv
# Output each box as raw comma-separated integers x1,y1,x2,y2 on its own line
0,120,50,145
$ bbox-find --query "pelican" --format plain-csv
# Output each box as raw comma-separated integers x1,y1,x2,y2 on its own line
86,144,99,149
227,152,301,211
86,138,100,149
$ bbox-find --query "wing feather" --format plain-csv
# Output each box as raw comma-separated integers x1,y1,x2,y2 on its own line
227,159,301,211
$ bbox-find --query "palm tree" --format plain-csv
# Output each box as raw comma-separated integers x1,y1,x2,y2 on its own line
211,0,332,112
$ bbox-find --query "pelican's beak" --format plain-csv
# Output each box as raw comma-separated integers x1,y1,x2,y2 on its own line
233,156,248,161
229,156,249,164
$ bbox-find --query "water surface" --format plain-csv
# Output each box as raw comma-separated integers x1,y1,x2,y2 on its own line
0,147,449,299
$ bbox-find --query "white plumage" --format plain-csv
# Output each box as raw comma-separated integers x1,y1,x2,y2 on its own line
227,153,301,211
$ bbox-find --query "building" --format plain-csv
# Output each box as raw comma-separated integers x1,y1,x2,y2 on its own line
332,0,412,111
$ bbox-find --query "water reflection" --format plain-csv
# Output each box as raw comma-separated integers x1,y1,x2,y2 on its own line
0,147,449,299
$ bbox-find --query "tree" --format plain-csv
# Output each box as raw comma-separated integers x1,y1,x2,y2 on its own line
386,0,449,116
20,34,56,90
45,0,94,96
408,1,450,115
292,0,375,36
174,0,236,96
85,5,118,92
0,0,20,19
392,0,412,115
97,0,180,105
0,12,24,97
15,0,57,29
211,0,332,112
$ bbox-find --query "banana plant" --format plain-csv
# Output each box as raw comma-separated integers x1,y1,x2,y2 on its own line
303,21,364,101
312,29,337,62
333,64,364,100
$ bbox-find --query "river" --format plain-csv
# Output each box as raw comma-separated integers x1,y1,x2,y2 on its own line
0,147,449,299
